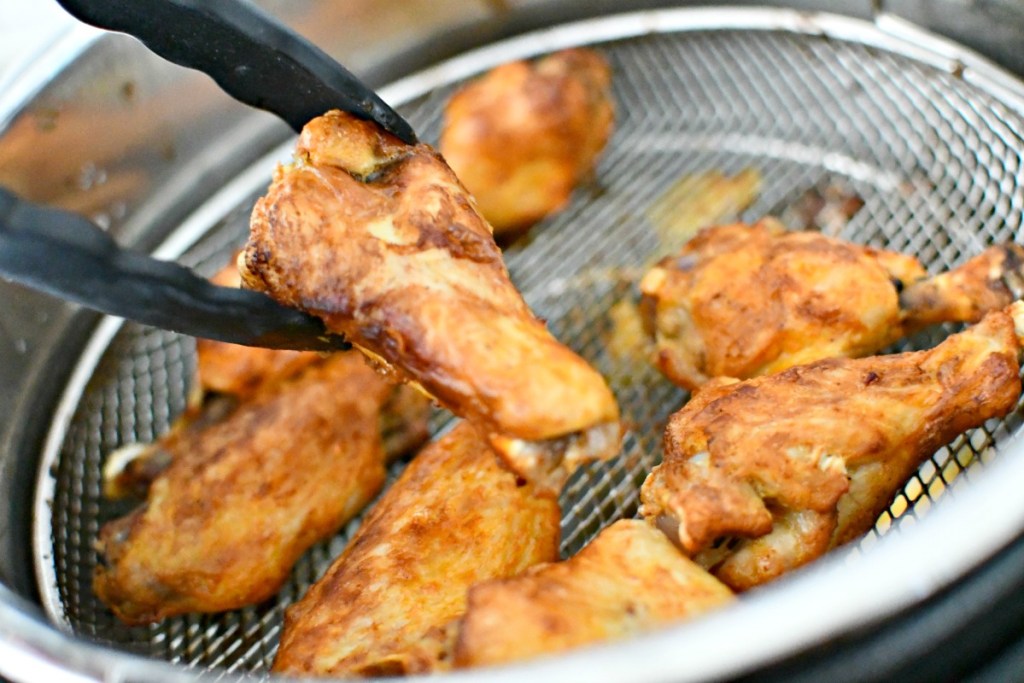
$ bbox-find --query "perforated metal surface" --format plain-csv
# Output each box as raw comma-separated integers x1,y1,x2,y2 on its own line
34,11,1024,678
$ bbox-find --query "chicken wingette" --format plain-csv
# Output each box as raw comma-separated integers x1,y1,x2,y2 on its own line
272,421,560,677
641,219,1024,389
455,520,733,668
641,302,1024,591
102,262,324,500
241,110,621,492
93,352,430,624
439,48,614,236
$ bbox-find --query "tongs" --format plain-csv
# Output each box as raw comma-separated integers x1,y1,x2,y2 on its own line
0,0,419,351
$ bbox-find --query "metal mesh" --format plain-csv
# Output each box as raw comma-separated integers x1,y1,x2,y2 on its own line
39,23,1024,676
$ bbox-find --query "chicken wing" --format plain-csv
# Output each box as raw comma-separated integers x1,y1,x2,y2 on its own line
640,302,1024,591
272,421,560,677
241,110,621,492
640,219,1024,389
455,519,733,668
439,48,614,236
93,352,430,624
102,261,324,500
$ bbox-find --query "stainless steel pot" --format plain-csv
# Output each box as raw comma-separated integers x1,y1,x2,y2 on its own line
4,2,1024,682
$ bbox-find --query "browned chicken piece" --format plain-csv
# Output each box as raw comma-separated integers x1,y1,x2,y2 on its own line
242,110,621,492
272,421,560,678
455,519,733,668
898,243,1024,327
194,339,319,402
102,261,324,500
640,219,1024,390
640,302,1024,591
93,352,430,625
439,48,614,236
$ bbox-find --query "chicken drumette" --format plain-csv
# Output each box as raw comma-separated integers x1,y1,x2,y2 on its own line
641,302,1024,591
93,351,430,624
242,110,621,492
455,519,733,668
440,48,614,236
641,219,1024,389
273,422,560,678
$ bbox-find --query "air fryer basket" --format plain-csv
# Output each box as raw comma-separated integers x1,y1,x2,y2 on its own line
7,6,1024,683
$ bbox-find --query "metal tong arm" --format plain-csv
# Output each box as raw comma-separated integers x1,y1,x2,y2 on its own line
0,188,349,351
54,0,418,144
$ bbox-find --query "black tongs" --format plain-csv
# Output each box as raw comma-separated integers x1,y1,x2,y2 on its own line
0,187,342,350
0,0,419,351
55,0,417,145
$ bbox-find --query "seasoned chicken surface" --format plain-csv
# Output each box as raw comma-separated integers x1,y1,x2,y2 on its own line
641,303,1024,591
242,110,621,491
93,352,430,624
641,219,1024,389
272,422,560,678
439,48,614,235
455,520,733,668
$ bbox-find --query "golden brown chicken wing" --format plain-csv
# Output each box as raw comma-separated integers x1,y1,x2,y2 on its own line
640,219,1024,389
640,302,1024,591
439,48,614,236
93,352,430,625
242,110,621,492
455,519,733,668
102,261,324,500
272,421,560,678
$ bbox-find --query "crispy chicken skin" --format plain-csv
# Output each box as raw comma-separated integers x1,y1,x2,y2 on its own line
93,352,430,625
641,219,1024,389
898,242,1024,327
242,110,621,491
641,303,1024,591
455,520,733,668
194,337,319,402
439,48,614,235
272,422,560,678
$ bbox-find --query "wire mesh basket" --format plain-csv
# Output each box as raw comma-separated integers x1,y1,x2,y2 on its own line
31,8,1024,678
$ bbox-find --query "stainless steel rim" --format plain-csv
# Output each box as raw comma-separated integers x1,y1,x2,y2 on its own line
13,7,1024,682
